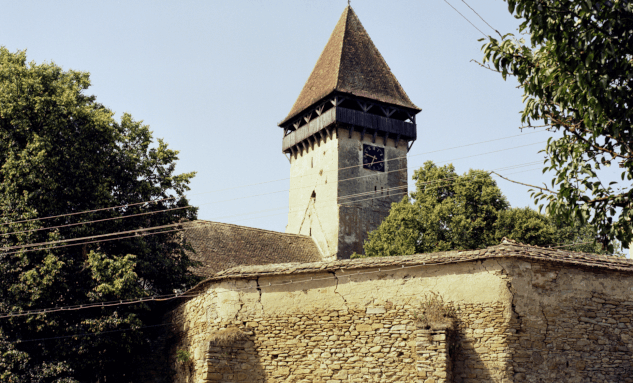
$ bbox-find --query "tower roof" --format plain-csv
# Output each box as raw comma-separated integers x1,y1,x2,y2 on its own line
280,6,420,126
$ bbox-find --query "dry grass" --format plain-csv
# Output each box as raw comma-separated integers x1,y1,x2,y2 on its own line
209,327,247,346
414,292,456,329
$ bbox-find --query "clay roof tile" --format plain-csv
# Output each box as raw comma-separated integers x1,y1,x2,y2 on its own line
280,6,419,126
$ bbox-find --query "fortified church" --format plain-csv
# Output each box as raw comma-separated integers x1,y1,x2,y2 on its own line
163,7,633,383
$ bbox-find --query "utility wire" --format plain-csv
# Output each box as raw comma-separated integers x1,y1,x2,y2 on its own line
442,0,488,37
460,0,502,37
0,160,545,254
2,242,609,322
1,205,193,237
0,129,547,228
0,141,545,236
0,228,184,257
1,197,176,227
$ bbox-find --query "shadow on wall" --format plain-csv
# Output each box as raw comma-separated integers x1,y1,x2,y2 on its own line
171,327,266,383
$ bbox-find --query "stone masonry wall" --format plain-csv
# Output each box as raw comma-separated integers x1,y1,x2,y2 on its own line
504,260,633,382
167,259,516,383
171,302,512,383
166,256,633,383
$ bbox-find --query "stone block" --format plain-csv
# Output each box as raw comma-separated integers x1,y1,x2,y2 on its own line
366,307,386,314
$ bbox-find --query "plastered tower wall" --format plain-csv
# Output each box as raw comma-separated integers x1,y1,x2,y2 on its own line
337,130,408,257
286,134,340,259
286,128,408,260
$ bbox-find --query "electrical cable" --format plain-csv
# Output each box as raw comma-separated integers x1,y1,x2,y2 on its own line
2,242,610,322
1,129,548,231
441,0,488,37
0,160,547,254
1,197,176,226
0,141,545,237
460,0,502,37
1,205,193,237
0,228,184,257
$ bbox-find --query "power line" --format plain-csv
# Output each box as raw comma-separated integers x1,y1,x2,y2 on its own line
460,0,502,37
0,140,546,237
1,205,192,237
0,129,547,229
1,197,176,227
0,228,184,257
441,0,488,37
1,241,605,322
0,223,185,252
0,160,545,255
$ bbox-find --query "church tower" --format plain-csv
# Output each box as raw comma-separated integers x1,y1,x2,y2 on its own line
279,7,420,260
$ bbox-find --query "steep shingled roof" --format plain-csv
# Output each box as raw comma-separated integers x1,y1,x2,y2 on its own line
182,221,323,277
280,6,420,126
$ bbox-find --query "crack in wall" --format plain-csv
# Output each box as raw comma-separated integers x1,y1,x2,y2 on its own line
256,277,263,314
329,270,349,307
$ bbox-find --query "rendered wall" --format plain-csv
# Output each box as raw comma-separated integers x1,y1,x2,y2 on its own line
337,130,408,258
286,127,408,260
167,257,633,383
286,131,340,260
168,259,514,383
501,259,633,382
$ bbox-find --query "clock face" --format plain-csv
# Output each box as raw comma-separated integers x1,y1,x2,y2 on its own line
363,144,385,172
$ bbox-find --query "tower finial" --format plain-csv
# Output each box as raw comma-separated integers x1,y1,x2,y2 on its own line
348,0,350,6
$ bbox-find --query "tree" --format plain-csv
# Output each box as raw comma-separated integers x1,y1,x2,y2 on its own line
480,0,633,251
360,161,610,258
0,48,199,382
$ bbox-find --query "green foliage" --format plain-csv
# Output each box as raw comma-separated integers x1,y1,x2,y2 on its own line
481,0,633,251
364,162,508,256
362,161,612,257
0,47,199,382
175,349,191,364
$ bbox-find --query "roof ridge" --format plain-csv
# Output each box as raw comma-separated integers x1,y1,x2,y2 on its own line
334,6,350,90
184,219,314,240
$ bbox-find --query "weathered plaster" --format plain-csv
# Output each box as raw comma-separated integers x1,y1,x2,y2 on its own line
286,128,408,260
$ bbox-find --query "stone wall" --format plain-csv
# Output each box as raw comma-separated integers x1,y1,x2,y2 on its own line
506,260,633,382
166,251,633,383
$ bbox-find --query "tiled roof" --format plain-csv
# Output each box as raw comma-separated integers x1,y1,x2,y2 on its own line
182,221,323,277
186,238,633,292
280,6,420,126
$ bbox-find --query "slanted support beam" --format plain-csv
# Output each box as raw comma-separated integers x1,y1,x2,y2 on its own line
301,140,308,154
407,139,415,152
383,133,388,146
372,130,377,143
380,106,396,117
330,96,345,106
356,100,373,112
360,128,366,141
395,134,401,148
348,125,353,138
327,127,333,140
315,104,324,116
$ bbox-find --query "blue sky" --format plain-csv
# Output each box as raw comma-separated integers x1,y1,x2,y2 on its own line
1,0,590,248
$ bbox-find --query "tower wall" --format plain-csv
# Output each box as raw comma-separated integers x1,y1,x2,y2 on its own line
286,134,340,260
287,128,408,260
337,130,408,258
